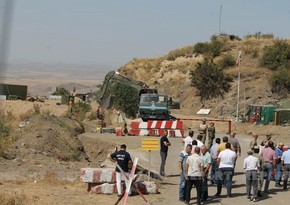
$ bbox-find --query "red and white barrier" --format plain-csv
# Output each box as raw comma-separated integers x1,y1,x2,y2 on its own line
129,120,184,137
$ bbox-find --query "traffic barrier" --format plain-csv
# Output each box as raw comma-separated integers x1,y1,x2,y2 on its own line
128,120,184,137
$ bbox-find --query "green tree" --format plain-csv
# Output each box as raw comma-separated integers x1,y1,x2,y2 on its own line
111,82,139,117
260,39,290,70
190,60,233,106
269,67,290,97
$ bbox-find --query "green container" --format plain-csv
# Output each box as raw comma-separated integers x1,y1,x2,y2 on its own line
261,105,276,125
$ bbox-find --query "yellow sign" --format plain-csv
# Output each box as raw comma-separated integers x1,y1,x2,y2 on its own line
142,138,159,151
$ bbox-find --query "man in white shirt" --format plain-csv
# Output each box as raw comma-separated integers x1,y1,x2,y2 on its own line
182,130,194,150
215,142,237,198
196,134,204,148
185,147,204,205
243,150,260,202
210,138,221,185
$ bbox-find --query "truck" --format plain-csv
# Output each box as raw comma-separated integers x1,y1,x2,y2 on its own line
138,93,178,121
97,71,157,109
97,70,179,120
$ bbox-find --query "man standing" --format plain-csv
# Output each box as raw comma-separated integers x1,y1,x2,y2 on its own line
215,142,237,198
201,145,211,202
253,146,264,197
185,147,204,205
110,144,132,196
210,138,221,185
243,149,260,202
281,146,290,191
217,136,234,156
249,133,259,151
228,132,241,157
260,141,276,193
183,130,194,150
207,122,215,149
179,144,192,202
196,134,204,148
275,142,284,187
160,130,171,176
199,118,208,144
263,133,277,148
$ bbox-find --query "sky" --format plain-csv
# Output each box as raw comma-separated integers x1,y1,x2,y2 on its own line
3,0,290,69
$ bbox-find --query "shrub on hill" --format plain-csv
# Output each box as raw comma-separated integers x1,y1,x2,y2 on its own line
190,60,233,106
166,46,195,61
111,82,139,118
194,38,224,58
218,53,236,68
245,32,274,39
260,39,290,70
269,67,290,97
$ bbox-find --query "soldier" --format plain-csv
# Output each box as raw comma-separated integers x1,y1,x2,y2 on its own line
249,133,259,151
207,122,215,149
199,118,208,144
263,133,277,148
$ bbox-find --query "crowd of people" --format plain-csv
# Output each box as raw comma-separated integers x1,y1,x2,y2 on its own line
108,119,289,205
175,122,290,205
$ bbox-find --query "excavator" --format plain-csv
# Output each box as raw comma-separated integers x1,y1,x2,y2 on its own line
97,71,179,121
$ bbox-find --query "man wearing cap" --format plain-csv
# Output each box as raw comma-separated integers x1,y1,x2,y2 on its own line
249,133,259,151
281,146,290,191
263,133,277,148
207,122,215,149
244,149,260,202
199,118,208,144
275,142,284,187
260,141,277,193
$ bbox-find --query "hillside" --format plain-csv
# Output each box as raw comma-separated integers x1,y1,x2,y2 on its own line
118,36,290,118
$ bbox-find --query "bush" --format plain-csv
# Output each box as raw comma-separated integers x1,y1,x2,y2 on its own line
269,67,290,97
194,39,224,58
218,53,236,68
245,32,274,39
190,60,233,106
0,120,10,139
165,46,195,61
72,102,92,121
111,82,139,117
260,39,290,70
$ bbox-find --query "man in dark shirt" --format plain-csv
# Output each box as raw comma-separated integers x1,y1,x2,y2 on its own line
110,144,132,196
160,130,171,176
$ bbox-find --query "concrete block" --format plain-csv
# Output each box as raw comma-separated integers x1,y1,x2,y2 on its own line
80,168,116,183
89,183,124,194
137,181,159,194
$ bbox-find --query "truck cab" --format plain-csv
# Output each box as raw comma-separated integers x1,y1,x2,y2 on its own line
138,93,171,121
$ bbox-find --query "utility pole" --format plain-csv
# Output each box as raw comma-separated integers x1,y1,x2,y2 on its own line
236,51,242,122
219,4,222,34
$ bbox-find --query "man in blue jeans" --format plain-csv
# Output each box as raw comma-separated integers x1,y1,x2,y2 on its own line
275,142,284,187
210,138,220,185
178,144,192,202
160,130,171,176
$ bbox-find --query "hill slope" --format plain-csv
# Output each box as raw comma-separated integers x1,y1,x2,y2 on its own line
118,37,290,118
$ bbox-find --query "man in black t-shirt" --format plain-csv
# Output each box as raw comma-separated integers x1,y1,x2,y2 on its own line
110,144,132,196
160,130,171,176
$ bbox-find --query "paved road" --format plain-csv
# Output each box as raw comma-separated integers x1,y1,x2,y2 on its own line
133,133,289,205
